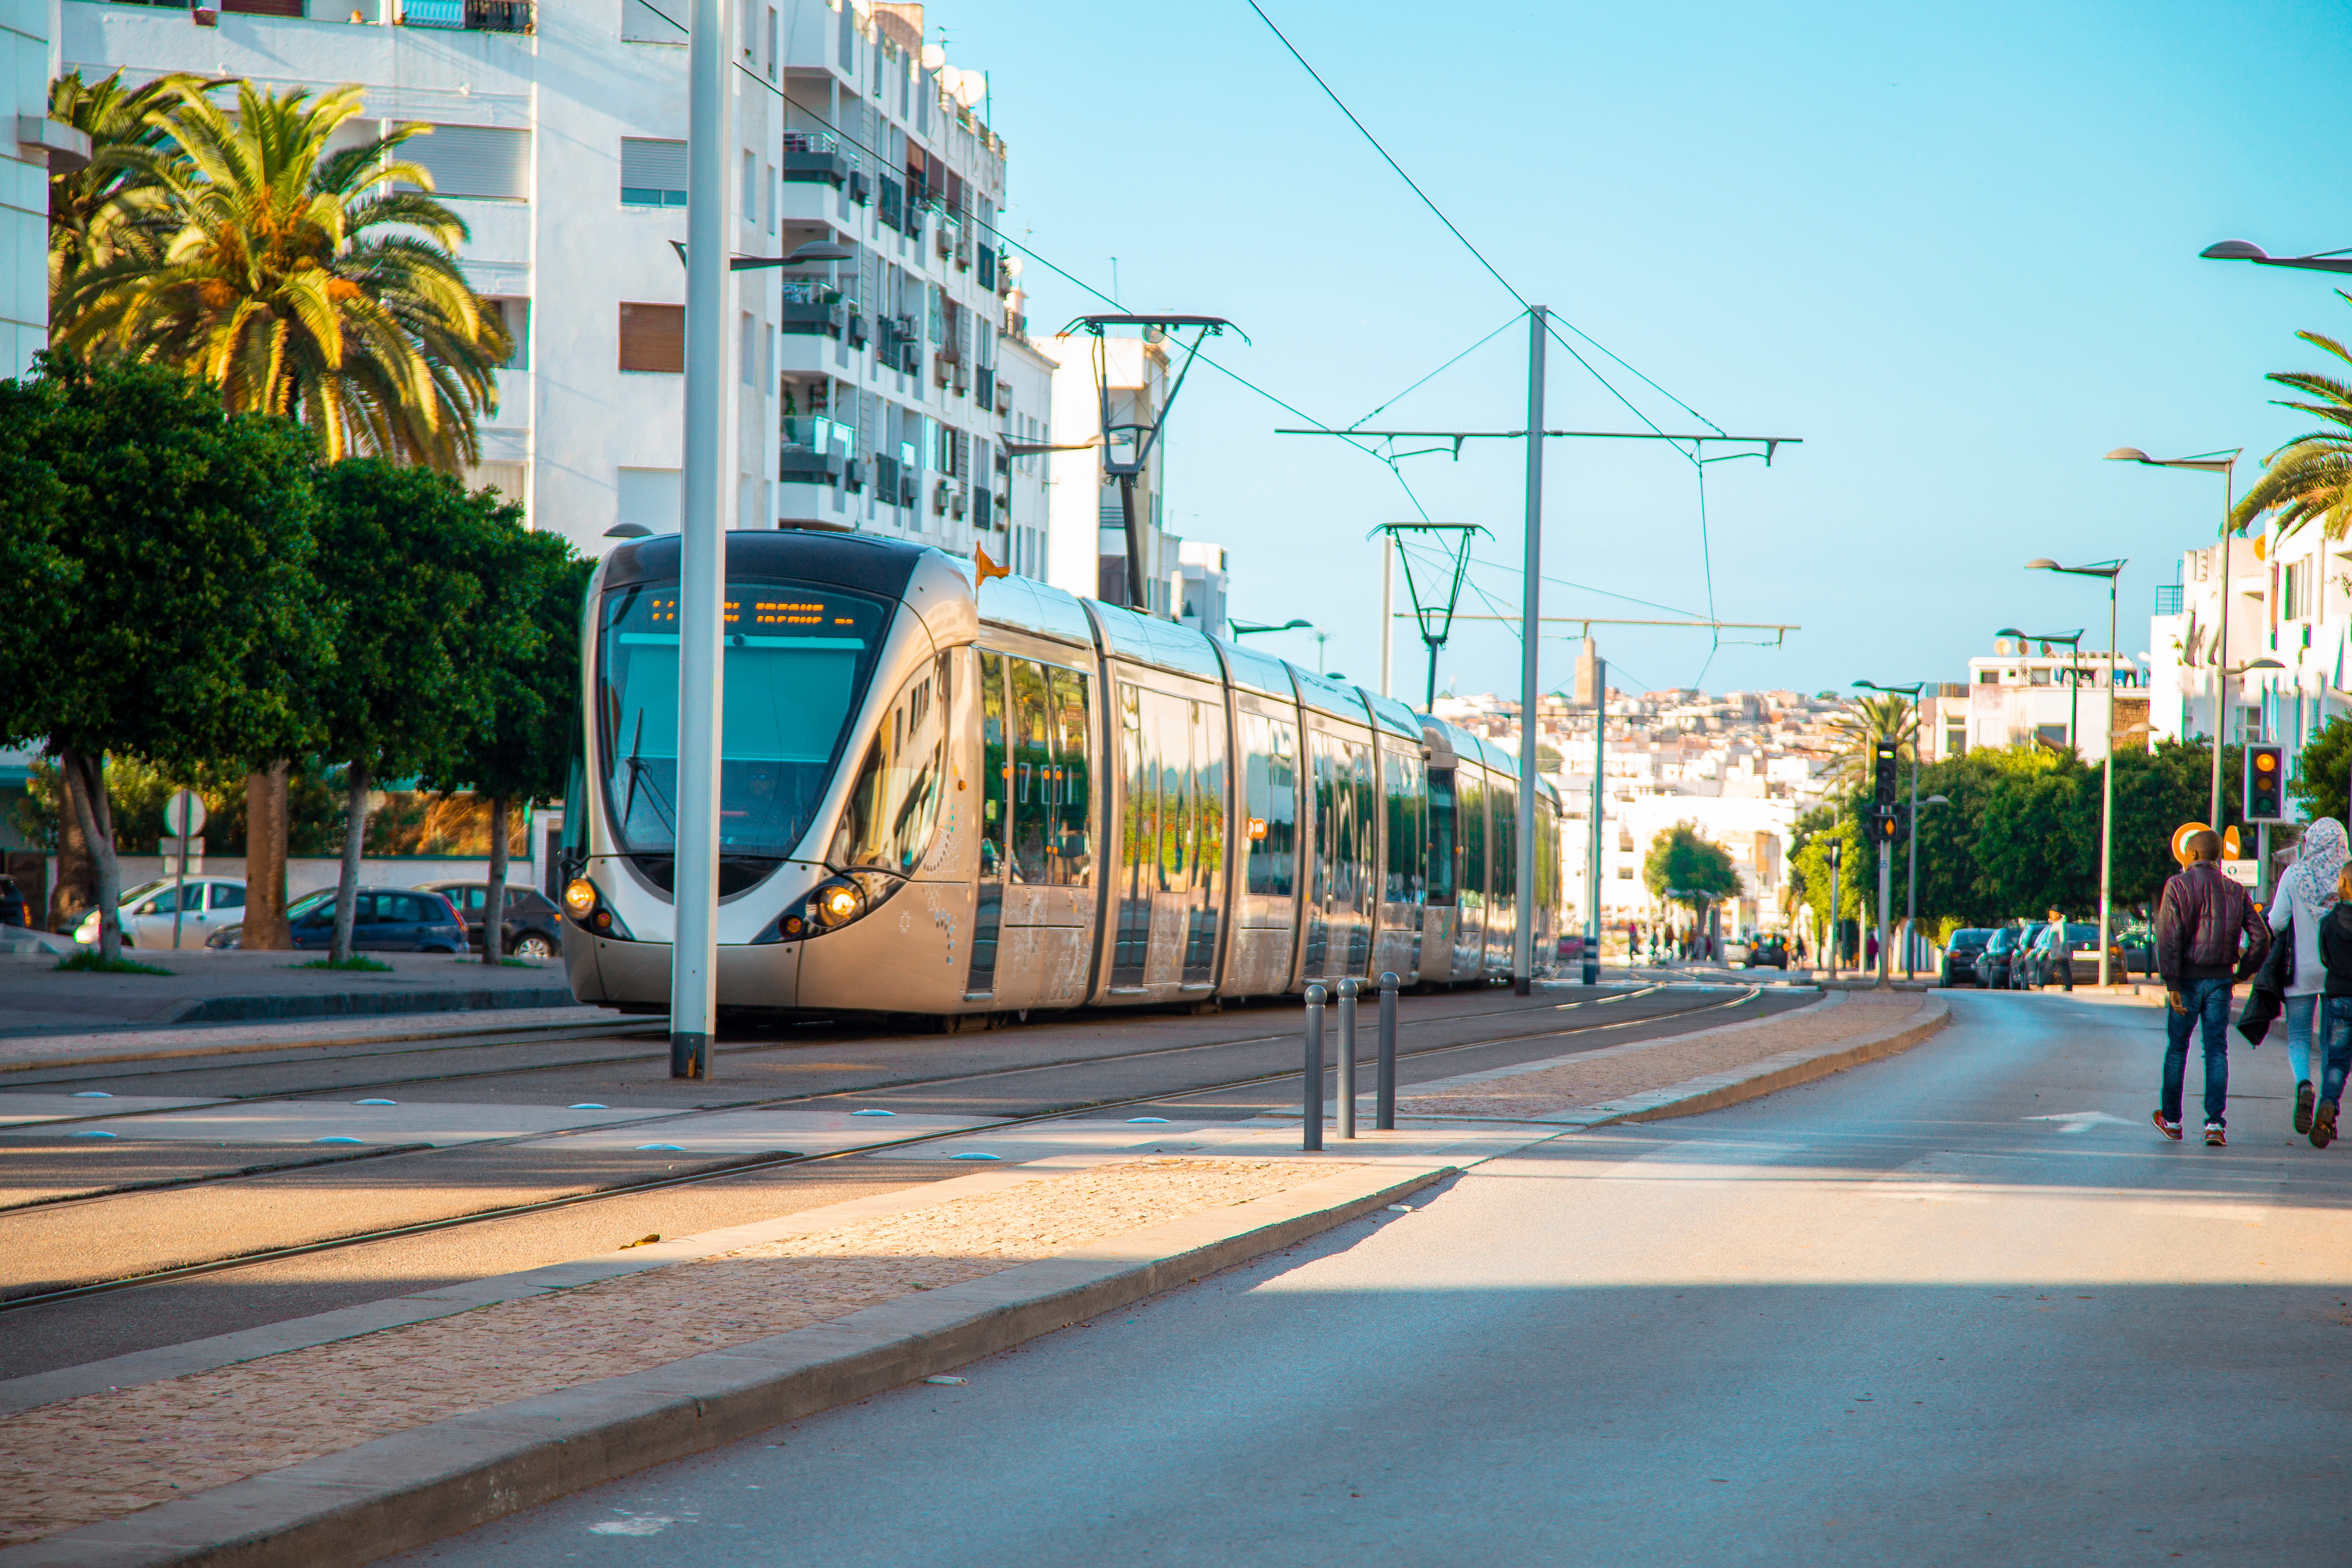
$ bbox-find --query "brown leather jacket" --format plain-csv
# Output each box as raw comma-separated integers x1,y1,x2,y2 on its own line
2155,861,2269,985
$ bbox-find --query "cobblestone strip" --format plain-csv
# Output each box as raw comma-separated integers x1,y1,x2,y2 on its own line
0,1156,1345,1548
1400,992,1925,1122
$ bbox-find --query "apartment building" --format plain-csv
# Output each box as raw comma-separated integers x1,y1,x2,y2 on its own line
2149,527,2349,760
59,0,1044,574
6,0,82,378
1919,640,2149,763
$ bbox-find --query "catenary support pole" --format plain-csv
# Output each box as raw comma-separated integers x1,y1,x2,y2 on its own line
1302,984,1326,1152
1514,307,1547,996
1337,977,1358,1139
1376,972,1397,1130
1904,703,1920,980
1828,846,1841,983
1378,536,1394,699
2098,573,2118,986
670,0,732,1080
1585,655,1603,986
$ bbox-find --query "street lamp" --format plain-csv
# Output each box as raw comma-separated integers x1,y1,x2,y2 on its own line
1996,627,2087,753
2027,558,2127,985
1229,618,1312,637
1854,679,1924,988
2104,447,2242,824
2199,239,2352,276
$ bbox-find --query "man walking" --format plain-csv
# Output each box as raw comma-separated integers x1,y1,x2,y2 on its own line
2155,828,2270,1146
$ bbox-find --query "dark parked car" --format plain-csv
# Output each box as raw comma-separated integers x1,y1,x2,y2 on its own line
1979,926,2025,989
0,875,26,928
2019,922,2104,989
1744,933,1788,970
208,887,468,953
413,882,563,960
1941,928,1993,988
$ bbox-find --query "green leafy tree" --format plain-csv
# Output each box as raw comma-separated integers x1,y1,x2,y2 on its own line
0,355,325,961
2291,716,2352,828
55,80,511,472
438,539,591,963
1643,822,1742,910
2230,295,2352,540
310,460,539,962
1790,803,1871,962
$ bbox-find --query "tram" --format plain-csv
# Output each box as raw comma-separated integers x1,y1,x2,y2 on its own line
560,531,1565,1022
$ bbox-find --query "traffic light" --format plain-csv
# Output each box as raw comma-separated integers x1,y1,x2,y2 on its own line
1873,740,1900,811
2245,743,2286,822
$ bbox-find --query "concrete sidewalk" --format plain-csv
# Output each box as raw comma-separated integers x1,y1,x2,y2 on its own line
0,950,592,1046
0,986,1951,1566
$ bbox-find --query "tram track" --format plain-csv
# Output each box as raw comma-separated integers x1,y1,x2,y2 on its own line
0,986,1772,1315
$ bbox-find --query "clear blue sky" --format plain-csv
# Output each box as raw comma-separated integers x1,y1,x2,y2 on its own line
948,0,2352,702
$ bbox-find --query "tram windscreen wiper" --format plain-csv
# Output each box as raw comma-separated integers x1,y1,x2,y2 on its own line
620,712,676,837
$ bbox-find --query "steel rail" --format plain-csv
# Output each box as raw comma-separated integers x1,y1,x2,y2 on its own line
0,987,1765,1313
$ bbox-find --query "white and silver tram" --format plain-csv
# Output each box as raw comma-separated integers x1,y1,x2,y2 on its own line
559,531,1565,1022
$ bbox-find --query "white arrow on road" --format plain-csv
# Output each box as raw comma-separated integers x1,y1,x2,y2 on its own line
2022,1110,2140,1134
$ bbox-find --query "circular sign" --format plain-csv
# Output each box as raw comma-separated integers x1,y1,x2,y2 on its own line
162,788,207,840
2171,821,2211,867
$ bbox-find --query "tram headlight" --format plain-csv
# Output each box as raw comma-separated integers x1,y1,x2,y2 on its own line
763,870,902,943
563,879,598,919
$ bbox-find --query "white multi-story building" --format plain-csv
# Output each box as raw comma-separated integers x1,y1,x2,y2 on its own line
59,0,1042,572
6,0,84,378
1917,640,2151,763
2148,529,2347,760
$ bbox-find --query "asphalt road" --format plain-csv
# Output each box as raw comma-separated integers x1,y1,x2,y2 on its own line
393,989,2352,1567
0,983,1808,1376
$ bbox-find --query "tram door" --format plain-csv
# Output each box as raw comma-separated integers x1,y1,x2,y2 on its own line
1111,684,1223,995
1303,730,1375,982
1424,767,1460,979
1228,707,1298,994
1374,740,1425,983
1485,778,1518,976
965,649,1008,1002
1453,771,1487,976
996,655,1093,1009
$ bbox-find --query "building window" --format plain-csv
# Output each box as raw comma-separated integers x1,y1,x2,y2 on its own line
485,297,530,370
741,149,756,215
621,138,689,207
403,125,530,201
619,303,685,373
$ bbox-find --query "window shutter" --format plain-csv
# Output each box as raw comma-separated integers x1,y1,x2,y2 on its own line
621,138,689,203
619,303,685,373
407,125,529,200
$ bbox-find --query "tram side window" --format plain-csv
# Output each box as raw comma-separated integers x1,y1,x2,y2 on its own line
976,651,1006,880
1047,666,1093,886
1383,745,1424,905
831,654,951,873
1491,782,1517,905
1458,773,1486,912
1120,684,1156,897
1009,660,1052,883
1425,768,1455,906
1194,698,1227,894
1240,712,1297,898
1154,691,1192,894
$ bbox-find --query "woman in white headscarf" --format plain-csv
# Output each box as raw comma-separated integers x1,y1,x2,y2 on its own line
2270,817,2349,1132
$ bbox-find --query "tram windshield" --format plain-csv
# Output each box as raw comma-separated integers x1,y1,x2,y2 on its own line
596,578,890,865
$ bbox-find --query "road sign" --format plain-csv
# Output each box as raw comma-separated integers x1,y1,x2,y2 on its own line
162,789,207,841
2219,859,2260,888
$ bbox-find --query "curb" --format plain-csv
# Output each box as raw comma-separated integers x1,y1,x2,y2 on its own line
2,1162,1451,1568
1586,992,1951,1126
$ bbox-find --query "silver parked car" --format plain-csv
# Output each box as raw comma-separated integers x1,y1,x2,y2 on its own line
74,876,247,949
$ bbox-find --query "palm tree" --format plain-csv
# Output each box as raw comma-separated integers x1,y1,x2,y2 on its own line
1820,693,1917,797
54,80,510,472
45,70,227,297
2230,302,2352,539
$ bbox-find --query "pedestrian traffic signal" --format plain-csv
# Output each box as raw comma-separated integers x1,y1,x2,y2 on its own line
1873,740,1899,810
2244,743,2286,822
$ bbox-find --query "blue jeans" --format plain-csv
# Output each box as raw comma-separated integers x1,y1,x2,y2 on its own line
2284,992,2319,1086
2163,977,2233,1126
2322,998,2352,1109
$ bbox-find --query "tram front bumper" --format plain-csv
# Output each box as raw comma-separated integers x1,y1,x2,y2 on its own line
563,930,802,1014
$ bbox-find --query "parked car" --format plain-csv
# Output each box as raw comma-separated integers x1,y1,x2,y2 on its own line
412,881,564,959
73,876,247,949
1743,934,1788,969
207,886,468,953
0,874,27,928
1979,925,2025,989
1941,928,1994,988
2018,922,2104,988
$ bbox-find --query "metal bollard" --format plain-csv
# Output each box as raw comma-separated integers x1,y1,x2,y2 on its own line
1302,984,1326,1152
1337,978,1359,1139
1376,971,1398,1130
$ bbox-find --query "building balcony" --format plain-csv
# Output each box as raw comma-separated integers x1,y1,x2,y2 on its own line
779,298,845,337
400,0,534,31
779,443,845,484
2154,584,2183,615
781,133,848,187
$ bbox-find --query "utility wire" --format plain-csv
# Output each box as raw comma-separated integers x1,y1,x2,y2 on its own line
1346,311,1525,431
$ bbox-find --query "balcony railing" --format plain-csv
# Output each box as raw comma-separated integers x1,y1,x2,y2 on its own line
779,444,845,484
2154,584,2184,615
781,132,847,187
400,0,533,32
